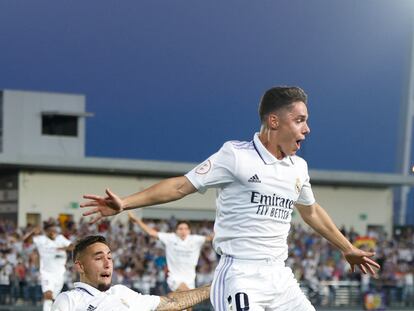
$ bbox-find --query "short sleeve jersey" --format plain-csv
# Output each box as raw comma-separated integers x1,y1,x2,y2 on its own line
185,133,315,261
158,233,206,282
52,282,160,311
33,234,71,275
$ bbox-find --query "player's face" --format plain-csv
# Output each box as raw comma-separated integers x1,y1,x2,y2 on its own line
77,242,113,291
275,101,310,158
46,226,58,240
176,223,190,240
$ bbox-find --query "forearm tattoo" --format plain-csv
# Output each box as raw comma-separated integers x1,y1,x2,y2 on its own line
156,285,210,311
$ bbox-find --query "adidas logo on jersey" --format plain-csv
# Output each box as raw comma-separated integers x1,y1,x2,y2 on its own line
87,305,97,311
248,174,261,183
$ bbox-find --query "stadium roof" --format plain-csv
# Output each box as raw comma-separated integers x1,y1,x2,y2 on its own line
0,154,413,188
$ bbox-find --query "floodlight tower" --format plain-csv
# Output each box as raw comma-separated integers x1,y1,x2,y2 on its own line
397,18,414,225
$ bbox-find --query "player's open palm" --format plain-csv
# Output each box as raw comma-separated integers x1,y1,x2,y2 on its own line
81,188,124,223
343,247,380,276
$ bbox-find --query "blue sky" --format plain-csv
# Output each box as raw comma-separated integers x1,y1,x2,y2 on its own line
0,0,413,173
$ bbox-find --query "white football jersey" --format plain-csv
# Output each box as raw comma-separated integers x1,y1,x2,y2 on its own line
158,233,206,284
52,282,160,311
185,133,315,261
33,234,71,275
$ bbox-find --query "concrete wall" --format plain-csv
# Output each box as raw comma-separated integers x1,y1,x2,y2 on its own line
291,185,393,236
17,170,216,227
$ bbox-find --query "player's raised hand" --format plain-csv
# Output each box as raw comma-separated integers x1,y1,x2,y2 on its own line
343,247,380,277
81,188,124,224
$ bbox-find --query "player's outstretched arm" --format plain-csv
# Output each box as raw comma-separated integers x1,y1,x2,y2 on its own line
157,285,210,311
22,226,41,243
81,176,197,224
295,202,380,276
128,212,159,238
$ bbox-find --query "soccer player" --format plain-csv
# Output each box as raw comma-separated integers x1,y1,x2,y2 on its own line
128,212,213,293
80,86,381,311
23,221,72,311
51,235,211,311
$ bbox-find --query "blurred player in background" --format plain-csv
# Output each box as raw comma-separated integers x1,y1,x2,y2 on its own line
129,212,213,296
80,86,380,311
23,221,72,311
52,235,210,311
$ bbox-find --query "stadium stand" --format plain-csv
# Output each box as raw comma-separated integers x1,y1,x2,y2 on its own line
0,218,413,310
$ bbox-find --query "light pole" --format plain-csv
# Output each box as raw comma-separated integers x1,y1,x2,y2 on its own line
397,17,414,225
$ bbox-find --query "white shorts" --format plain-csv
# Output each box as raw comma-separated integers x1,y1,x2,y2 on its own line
211,255,315,311
40,272,64,298
167,275,195,291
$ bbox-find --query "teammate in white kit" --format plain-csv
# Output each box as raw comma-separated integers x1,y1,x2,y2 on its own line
51,235,210,311
24,222,72,311
129,212,213,292
80,86,381,311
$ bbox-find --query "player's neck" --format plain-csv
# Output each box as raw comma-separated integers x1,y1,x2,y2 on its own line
258,128,285,160
79,277,109,292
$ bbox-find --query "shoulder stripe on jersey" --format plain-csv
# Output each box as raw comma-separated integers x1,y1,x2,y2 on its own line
231,141,254,150
75,287,94,296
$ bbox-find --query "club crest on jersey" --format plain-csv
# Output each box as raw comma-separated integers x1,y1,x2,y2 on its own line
295,178,302,194
195,160,211,174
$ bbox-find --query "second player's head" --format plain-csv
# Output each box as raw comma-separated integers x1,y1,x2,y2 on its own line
73,235,113,291
175,221,191,240
44,221,58,240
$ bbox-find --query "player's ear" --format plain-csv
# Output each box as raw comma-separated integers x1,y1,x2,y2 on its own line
268,113,279,130
74,259,84,274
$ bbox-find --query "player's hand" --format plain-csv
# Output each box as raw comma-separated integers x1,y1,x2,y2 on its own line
343,247,380,277
33,226,41,235
81,188,124,224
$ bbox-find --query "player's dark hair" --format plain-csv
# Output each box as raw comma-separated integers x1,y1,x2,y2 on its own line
258,86,307,123
43,221,56,231
175,220,191,230
73,235,108,261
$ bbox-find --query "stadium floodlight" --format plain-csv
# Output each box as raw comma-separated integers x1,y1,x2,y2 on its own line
397,16,414,225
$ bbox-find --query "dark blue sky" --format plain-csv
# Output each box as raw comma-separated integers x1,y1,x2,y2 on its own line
0,0,413,173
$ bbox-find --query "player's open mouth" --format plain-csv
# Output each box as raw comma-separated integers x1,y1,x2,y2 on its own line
295,140,302,149
100,273,111,279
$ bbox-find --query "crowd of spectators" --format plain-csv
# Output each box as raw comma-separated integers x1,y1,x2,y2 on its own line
287,224,414,307
0,217,413,308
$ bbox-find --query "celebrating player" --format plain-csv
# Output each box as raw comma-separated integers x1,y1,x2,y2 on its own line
51,235,210,311
23,221,72,311
81,86,380,311
129,212,213,293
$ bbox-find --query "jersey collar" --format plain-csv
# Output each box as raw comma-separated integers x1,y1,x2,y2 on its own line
74,282,106,296
253,133,294,166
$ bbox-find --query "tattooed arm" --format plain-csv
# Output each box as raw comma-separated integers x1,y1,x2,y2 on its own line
156,285,210,311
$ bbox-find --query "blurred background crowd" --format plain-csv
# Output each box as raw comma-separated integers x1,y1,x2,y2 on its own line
0,218,413,308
